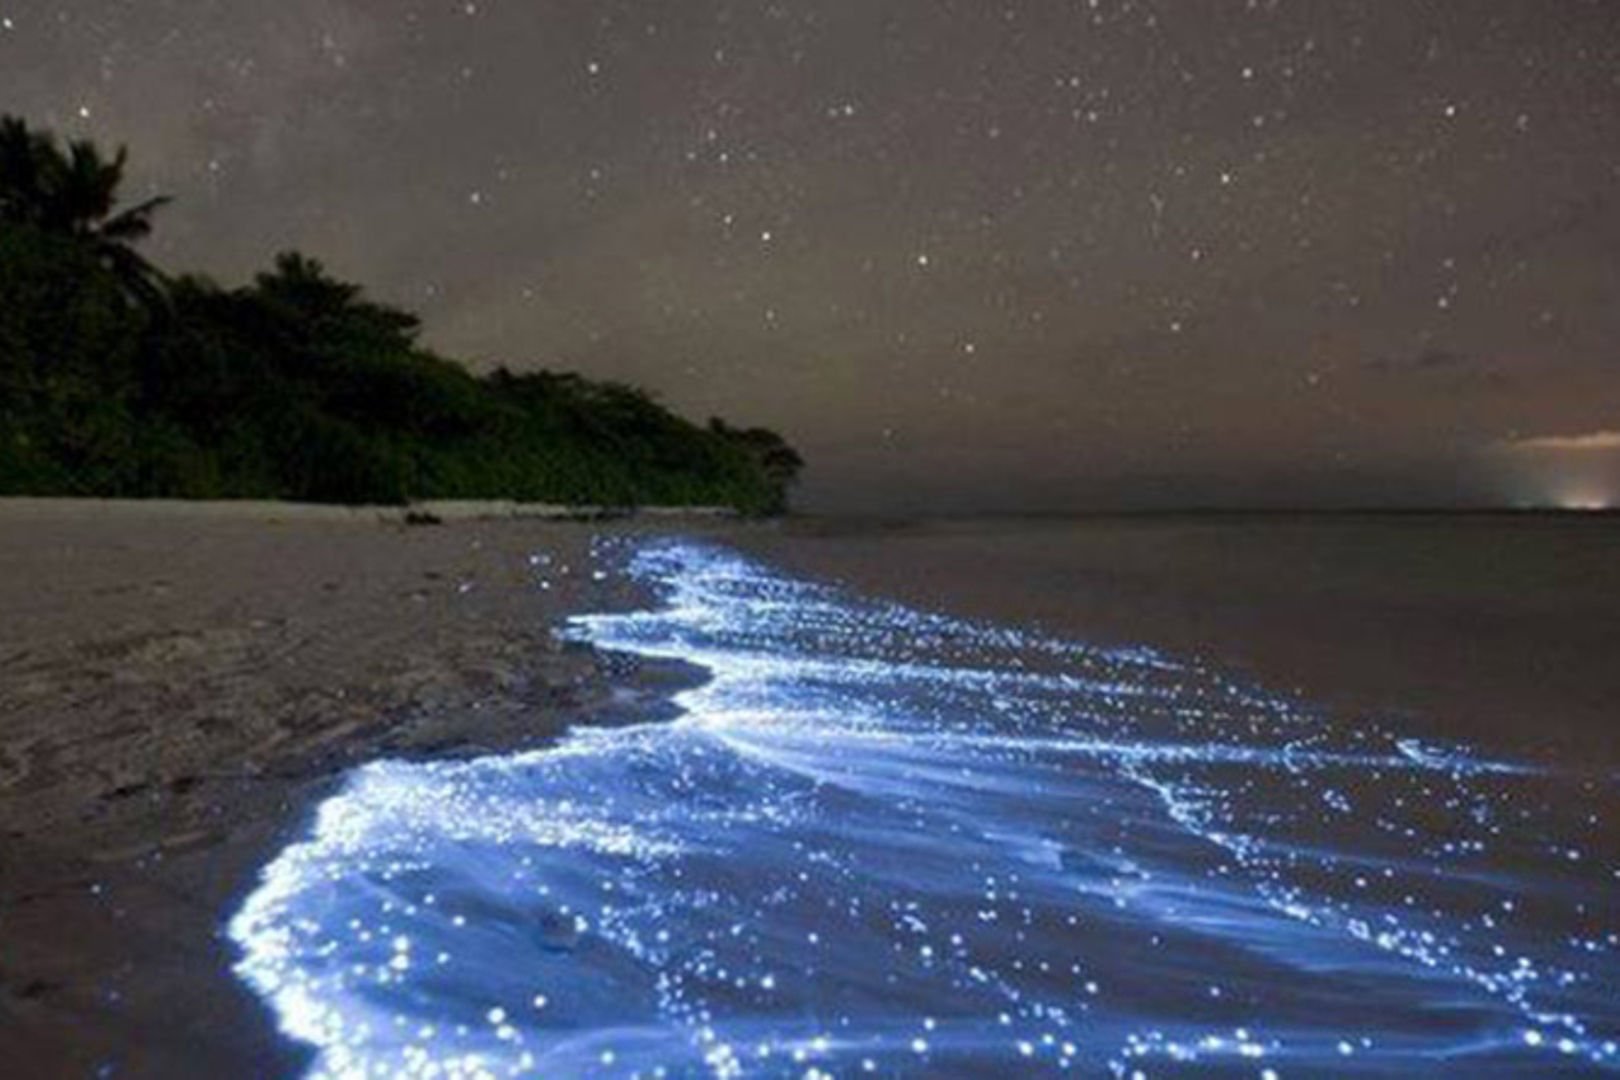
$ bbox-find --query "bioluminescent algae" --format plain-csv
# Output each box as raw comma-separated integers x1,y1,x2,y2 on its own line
230,540,1619,1077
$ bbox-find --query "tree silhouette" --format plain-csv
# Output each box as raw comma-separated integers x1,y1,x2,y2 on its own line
708,417,805,508
0,114,171,309
252,251,421,354
1,114,804,512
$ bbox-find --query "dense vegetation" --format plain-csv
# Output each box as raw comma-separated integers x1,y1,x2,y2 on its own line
0,115,802,512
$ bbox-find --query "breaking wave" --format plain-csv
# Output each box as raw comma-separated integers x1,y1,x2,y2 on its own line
230,539,1619,1076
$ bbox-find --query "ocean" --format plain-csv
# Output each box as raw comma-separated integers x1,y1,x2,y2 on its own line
229,523,1620,1077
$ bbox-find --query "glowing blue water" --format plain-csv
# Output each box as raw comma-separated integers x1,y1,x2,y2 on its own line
231,539,1619,1077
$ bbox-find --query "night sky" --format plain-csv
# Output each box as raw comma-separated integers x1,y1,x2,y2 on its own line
3,1,1617,511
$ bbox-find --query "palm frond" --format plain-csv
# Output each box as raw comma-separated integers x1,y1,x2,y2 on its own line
100,195,173,241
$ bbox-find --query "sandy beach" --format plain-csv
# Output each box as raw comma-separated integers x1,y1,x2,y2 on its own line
3,503,1616,1075
0,501,733,1075
7,2,1616,1071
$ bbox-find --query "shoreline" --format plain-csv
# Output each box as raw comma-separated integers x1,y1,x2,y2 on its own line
6,504,1617,1072
0,506,727,1074
206,530,1620,1076
0,496,743,525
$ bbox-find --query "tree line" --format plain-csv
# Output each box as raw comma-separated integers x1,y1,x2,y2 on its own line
0,115,802,512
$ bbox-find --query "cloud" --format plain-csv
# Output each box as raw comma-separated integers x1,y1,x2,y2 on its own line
1501,430,1620,453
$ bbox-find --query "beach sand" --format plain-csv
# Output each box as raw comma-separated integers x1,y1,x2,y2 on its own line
0,501,730,1075
3,504,1615,1075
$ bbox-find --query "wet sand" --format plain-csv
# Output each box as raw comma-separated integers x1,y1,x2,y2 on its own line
0,502,730,1076
3,505,1615,1075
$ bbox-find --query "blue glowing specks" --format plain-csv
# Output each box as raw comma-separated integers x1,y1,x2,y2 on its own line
230,539,1620,1076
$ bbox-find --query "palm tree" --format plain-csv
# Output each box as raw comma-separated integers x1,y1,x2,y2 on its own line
0,114,171,309
252,251,421,351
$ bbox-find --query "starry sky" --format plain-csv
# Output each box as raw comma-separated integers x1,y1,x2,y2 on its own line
3,0,1617,511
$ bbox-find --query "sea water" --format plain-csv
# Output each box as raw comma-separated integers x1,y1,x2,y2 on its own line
230,538,1619,1077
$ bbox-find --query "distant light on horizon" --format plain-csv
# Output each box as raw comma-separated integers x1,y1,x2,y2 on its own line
1529,480,1615,512
1502,430,1620,454
1489,431,1620,514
